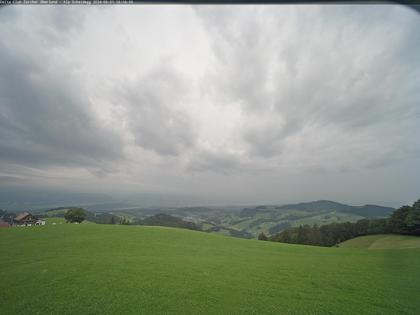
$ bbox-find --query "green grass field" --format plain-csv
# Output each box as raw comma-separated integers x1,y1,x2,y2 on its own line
44,218,93,225
44,217,66,224
1,225,419,314
339,234,420,250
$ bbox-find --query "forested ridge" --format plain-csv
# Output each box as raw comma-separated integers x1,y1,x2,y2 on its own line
263,199,420,246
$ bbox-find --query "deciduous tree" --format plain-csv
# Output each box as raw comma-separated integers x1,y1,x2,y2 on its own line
64,208,86,223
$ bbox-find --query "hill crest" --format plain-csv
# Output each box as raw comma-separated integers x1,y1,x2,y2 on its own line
275,200,393,218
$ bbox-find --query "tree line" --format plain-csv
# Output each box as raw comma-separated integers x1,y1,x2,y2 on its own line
258,198,420,247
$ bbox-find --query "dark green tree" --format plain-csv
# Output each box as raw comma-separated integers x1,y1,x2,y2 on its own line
389,205,411,234
120,217,130,225
281,229,293,243
64,208,87,223
405,199,420,235
297,225,312,244
258,232,268,241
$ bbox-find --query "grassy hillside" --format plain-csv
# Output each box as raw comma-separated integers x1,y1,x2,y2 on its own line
175,201,393,238
201,207,365,238
339,234,420,250
1,225,419,314
32,200,394,239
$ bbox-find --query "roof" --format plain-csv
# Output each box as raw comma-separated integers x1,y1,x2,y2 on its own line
14,212,37,221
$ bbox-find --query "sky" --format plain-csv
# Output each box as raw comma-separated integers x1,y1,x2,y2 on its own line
0,4,419,207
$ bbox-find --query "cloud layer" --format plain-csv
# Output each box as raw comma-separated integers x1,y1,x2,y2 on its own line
0,5,419,205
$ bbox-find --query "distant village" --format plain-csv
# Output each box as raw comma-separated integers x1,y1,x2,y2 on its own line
0,211,45,228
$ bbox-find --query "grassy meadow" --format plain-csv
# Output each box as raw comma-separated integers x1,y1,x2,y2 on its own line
1,224,420,314
43,217,93,225
44,217,66,225
339,234,420,250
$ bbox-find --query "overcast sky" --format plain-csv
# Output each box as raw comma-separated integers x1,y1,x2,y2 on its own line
0,4,419,206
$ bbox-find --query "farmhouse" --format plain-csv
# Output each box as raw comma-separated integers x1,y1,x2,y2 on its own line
13,212,45,226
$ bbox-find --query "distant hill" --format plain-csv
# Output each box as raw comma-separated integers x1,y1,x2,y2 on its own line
275,200,394,218
140,213,199,231
35,207,200,230
36,207,120,225
349,204,395,218
33,200,395,239
276,200,353,212
228,200,395,238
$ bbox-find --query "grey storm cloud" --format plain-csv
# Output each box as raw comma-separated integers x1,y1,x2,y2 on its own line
116,64,196,157
0,5,419,205
186,149,242,174
0,8,124,170
195,5,420,164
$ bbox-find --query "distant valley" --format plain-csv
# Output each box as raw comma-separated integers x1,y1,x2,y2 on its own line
29,200,394,239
